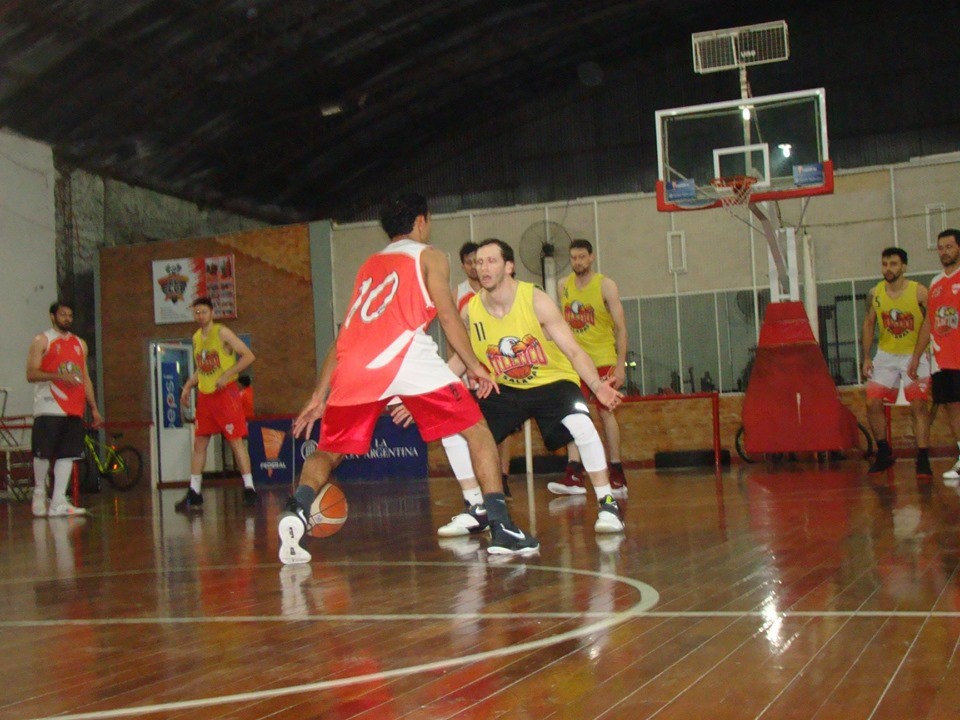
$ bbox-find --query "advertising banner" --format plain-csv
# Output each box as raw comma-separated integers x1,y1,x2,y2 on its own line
160,361,182,428
153,254,236,324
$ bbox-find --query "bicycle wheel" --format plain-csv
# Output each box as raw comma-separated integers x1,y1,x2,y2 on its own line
105,446,144,491
76,453,100,493
735,426,756,464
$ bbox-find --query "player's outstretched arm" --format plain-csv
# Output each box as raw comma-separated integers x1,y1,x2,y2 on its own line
293,346,337,438
216,326,256,389
908,317,931,380
861,288,878,380
601,276,628,389
533,288,622,411
422,246,498,395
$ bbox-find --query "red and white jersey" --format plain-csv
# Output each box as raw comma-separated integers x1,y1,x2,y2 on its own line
928,268,960,371
33,329,86,417
328,238,460,404
456,279,477,312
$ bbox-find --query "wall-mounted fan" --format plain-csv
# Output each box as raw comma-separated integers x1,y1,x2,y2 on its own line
518,220,572,299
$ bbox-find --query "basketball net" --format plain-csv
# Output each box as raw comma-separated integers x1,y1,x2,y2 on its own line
710,175,757,214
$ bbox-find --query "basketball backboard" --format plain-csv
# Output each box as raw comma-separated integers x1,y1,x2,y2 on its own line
655,88,832,212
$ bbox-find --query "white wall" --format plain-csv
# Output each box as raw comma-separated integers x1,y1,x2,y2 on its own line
0,130,56,416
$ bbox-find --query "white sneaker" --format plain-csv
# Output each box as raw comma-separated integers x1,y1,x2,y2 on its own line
594,495,625,534
943,458,960,483
278,508,311,565
437,504,489,537
32,491,48,518
47,500,87,517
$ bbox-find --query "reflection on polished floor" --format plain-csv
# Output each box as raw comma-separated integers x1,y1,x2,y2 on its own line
1,460,959,719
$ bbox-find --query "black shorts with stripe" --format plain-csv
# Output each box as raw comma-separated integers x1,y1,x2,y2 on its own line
477,381,591,450
31,415,86,460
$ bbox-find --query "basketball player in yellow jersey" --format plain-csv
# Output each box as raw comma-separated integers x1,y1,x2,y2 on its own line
177,297,258,511
861,247,932,477
440,238,626,535
557,239,629,494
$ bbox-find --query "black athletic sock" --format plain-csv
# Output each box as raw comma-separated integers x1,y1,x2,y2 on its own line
483,492,509,525
917,448,930,461
877,439,891,455
293,484,318,510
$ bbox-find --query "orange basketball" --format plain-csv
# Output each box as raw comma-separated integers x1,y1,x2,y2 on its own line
307,483,348,538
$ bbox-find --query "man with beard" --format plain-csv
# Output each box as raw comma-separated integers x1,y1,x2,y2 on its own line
911,230,960,481
441,238,626,536
25,300,103,517
861,247,931,477
555,239,629,495
456,241,481,311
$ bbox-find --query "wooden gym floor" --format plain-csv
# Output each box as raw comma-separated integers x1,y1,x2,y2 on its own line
1,459,959,720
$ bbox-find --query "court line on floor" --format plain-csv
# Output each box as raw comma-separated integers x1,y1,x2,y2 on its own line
23,561,658,720
5,609,959,629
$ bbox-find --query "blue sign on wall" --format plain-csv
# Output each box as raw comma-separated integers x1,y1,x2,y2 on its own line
160,362,182,428
792,163,825,187
248,418,296,485
274,415,427,482
666,178,697,201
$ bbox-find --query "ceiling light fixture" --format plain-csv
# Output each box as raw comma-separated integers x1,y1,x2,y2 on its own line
321,104,343,117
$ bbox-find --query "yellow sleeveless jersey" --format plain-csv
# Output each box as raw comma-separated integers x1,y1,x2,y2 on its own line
193,323,237,394
468,282,579,389
873,280,923,355
560,273,617,366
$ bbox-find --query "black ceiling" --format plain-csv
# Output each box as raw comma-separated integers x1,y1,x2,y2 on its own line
1,0,958,224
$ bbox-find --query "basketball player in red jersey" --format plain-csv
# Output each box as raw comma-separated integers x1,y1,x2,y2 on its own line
279,194,539,563
909,229,960,481
25,300,103,517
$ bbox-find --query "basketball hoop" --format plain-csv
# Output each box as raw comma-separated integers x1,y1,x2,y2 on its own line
710,175,758,210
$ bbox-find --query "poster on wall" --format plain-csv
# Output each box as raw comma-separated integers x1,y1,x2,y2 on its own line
153,254,237,324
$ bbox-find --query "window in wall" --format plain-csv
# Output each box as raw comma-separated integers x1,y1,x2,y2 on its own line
621,298,643,396
717,290,759,393
817,280,861,386
639,296,680,394
678,294,720,393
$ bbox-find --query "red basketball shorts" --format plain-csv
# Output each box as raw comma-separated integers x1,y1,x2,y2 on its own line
319,382,483,455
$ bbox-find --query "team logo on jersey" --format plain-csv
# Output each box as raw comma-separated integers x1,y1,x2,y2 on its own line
564,301,596,332
934,306,959,335
881,309,914,338
197,349,221,374
486,334,547,383
157,263,188,303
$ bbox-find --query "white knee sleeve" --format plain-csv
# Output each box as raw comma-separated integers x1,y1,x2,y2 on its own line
441,433,476,481
561,413,607,473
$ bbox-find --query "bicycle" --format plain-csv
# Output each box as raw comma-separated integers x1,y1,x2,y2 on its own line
78,430,144,491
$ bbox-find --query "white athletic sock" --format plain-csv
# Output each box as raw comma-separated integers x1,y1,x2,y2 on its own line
592,483,614,500
242,473,254,490
190,475,203,494
463,487,484,506
50,458,74,503
33,458,50,493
